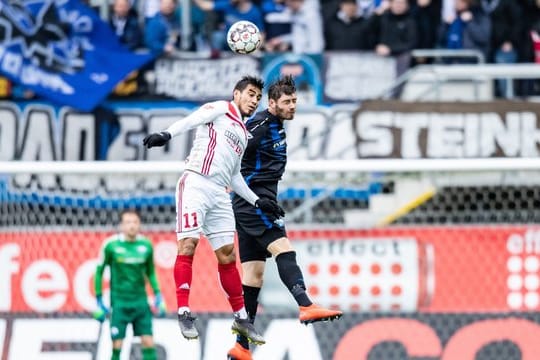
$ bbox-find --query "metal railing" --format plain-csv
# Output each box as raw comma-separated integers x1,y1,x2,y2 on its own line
411,49,486,64
378,49,540,101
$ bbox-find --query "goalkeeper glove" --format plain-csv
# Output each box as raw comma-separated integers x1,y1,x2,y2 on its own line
255,198,285,219
93,295,109,322
143,131,171,148
154,293,167,317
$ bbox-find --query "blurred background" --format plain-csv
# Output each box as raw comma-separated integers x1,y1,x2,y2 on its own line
2,0,540,359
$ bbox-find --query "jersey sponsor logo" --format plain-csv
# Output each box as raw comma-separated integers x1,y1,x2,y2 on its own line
225,130,243,155
224,130,241,145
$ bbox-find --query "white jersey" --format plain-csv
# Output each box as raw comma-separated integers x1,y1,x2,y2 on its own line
166,100,248,188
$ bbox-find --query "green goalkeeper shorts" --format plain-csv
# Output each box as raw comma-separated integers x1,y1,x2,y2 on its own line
110,302,153,340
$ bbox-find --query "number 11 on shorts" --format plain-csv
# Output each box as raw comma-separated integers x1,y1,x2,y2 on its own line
183,212,199,228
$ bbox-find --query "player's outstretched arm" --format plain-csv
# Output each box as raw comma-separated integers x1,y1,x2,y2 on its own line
143,101,226,149
230,172,285,218
231,172,259,205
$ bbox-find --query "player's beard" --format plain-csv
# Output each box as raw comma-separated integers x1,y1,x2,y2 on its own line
275,105,294,120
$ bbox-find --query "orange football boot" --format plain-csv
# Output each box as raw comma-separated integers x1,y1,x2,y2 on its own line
227,342,252,360
299,304,343,324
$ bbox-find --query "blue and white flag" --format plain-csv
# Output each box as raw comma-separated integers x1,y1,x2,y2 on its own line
0,0,154,111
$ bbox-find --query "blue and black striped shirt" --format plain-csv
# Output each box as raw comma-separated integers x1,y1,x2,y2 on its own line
241,109,287,192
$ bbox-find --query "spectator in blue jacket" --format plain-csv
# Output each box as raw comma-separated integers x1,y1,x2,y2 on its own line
262,0,293,52
144,0,182,55
438,0,491,63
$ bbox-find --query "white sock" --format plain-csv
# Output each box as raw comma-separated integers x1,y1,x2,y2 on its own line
234,307,248,319
178,306,190,315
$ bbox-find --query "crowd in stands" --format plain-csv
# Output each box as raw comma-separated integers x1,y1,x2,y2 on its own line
2,0,540,100
111,0,540,97
105,0,540,97
101,0,539,64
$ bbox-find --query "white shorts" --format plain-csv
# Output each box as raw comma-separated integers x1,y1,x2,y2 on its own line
175,171,235,250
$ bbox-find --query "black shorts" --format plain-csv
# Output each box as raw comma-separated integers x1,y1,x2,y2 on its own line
233,183,285,262
235,212,287,263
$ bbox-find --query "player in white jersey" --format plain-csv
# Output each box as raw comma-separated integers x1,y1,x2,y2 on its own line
143,76,284,346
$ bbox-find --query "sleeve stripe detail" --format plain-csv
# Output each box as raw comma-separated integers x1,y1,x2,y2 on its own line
201,123,217,175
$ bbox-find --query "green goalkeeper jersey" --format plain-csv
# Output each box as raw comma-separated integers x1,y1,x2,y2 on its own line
94,233,160,306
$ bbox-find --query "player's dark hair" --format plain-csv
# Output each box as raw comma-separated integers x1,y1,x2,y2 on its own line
268,75,296,101
120,208,140,221
234,75,264,92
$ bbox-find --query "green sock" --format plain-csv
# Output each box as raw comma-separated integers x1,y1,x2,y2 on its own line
142,347,157,360
111,348,121,360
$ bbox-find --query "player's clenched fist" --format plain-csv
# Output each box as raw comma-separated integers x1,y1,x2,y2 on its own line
255,197,285,218
143,131,171,148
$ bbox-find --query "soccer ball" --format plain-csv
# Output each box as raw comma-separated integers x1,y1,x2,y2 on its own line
227,21,262,55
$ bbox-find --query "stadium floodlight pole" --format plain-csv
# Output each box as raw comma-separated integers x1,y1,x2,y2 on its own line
2,158,540,174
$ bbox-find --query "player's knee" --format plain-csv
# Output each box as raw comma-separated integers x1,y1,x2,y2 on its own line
244,270,264,287
254,267,264,282
215,243,236,264
242,261,265,286
140,335,154,347
268,237,294,256
244,277,263,287
178,237,198,255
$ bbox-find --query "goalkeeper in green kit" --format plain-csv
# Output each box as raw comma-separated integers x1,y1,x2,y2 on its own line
94,209,166,360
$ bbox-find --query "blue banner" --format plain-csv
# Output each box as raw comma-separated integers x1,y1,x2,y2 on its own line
0,0,154,111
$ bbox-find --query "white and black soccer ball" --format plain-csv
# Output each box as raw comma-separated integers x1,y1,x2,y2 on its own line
227,20,262,55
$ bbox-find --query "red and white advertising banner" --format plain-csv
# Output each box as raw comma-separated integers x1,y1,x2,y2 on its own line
0,226,538,313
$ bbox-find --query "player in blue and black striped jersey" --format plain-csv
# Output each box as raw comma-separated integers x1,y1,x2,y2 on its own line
229,76,343,360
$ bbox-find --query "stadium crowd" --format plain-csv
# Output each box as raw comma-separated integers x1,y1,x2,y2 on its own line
1,0,539,100
100,0,539,64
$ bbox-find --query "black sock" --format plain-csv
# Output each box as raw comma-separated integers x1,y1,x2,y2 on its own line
243,284,261,320
236,285,261,350
275,251,312,307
